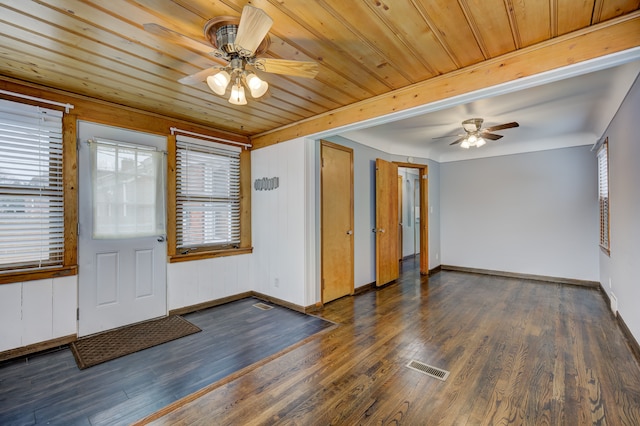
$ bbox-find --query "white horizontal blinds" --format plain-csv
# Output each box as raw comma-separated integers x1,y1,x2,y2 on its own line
90,139,166,239
176,136,241,250
0,99,64,272
597,140,609,250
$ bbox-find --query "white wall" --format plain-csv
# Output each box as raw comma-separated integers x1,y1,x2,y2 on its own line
441,146,599,281
0,276,76,352
249,138,309,307
599,75,640,343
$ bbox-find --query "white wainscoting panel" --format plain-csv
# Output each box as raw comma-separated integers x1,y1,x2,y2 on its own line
52,275,77,338
21,279,53,347
167,254,252,311
0,276,78,352
0,283,22,352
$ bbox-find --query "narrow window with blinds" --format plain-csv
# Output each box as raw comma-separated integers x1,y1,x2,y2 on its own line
597,138,610,253
0,99,64,272
176,136,241,251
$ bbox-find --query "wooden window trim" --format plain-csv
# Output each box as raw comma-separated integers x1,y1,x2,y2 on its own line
166,135,252,263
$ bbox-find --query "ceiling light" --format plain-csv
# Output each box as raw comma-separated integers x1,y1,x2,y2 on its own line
467,134,478,146
475,137,486,147
206,70,230,95
229,83,247,105
460,140,470,149
246,73,269,98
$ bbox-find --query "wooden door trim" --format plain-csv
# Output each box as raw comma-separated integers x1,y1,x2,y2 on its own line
394,162,429,275
320,140,354,303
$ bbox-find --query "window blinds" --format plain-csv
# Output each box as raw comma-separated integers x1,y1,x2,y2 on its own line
175,136,241,250
0,99,64,271
597,140,609,250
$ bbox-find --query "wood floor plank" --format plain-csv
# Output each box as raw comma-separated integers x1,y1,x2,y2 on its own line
138,259,640,425
0,298,332,425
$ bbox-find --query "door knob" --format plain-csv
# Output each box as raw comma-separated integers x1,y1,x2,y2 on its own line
157,235,166,242
346,230,353,235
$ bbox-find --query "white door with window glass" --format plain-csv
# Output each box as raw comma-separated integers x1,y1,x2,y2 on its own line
78,122,167,337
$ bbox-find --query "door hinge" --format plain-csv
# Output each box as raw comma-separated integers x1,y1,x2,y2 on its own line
76,308,79,320
77,223,80,236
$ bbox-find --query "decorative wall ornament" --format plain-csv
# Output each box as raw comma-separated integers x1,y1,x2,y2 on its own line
254,176,279,191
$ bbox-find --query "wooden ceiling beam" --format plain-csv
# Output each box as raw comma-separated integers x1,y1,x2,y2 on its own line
250,12,640,150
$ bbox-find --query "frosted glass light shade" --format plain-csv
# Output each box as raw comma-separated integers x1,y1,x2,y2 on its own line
460,140,470,149
229,84,247,105
206,71,230,95
246,73,269,98
476,137,486,147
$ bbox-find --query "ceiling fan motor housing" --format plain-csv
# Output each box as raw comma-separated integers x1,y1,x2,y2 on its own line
204,17,271,56
215,24,239,54
462,118,483,132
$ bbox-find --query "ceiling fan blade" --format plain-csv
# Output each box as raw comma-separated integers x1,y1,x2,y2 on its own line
449,136,467,146
483,122,519,132
481,133,504,141
178,66,221,85
253,58,319,78
143,23,220,56
432,134,464,140
234,5,273,56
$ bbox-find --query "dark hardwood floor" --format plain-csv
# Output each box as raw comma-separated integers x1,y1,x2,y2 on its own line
0,298,333,425
139,258,640,425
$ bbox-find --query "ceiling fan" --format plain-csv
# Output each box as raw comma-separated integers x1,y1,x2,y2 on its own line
434,118,519,148
144,5,319,105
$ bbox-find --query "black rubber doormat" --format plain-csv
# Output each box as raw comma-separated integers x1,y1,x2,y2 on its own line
70,315,201,369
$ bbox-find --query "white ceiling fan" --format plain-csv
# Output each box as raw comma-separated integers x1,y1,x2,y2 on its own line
145,5,319,105
434,118,520,148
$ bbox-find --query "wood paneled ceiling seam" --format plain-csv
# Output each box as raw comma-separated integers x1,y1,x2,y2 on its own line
503,0,523,49
456,0,491,60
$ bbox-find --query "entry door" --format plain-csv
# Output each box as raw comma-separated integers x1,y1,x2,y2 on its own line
78,122,167,337
321,141,354,303
375,158,399,286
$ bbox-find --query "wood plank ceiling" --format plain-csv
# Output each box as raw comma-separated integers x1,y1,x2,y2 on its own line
1,0,639,144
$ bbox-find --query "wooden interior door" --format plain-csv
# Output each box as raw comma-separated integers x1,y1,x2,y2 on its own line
321,141,354,303
375,158,399,286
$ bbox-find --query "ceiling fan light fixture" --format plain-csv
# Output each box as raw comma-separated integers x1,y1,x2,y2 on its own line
246,73,268,98
229,83,247,105
206,70,230,95
460,140,471,149
475,137,486,147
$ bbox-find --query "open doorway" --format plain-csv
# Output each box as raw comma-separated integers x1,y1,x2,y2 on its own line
398,167,421,261
395,162,428,275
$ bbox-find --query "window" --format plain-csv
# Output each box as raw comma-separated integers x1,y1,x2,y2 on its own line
597,138,609,253
175,136,241,253
0,99,64,272
90,139,165,239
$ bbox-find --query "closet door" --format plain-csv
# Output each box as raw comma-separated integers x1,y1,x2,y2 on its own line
320,141,354,303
